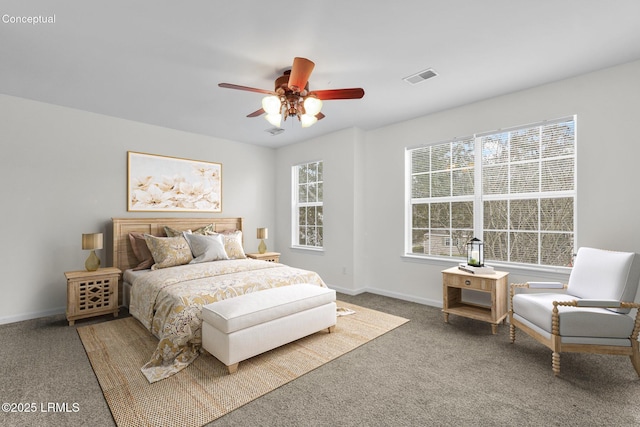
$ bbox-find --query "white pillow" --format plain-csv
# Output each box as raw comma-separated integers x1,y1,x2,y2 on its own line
183,232,229,264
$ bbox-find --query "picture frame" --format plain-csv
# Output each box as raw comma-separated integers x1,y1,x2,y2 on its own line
127,151,222,212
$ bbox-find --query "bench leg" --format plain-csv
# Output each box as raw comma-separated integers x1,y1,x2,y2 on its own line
227,363,239,374
328,325,336,333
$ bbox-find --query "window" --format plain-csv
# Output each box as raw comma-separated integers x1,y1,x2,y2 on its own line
407,117,576,267
292,161,323,248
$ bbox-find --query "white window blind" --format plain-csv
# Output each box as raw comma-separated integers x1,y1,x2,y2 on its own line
407,117,576,267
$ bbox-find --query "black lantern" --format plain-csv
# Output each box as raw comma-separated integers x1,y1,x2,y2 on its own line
467,238,484,267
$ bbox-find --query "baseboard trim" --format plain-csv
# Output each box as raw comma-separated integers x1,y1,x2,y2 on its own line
328,284,368,296
0,306,65,325
328,284,442,308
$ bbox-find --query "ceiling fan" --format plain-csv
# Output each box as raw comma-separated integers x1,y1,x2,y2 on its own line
219,57,365,129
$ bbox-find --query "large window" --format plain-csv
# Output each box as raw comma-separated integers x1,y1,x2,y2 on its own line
292,161,323,248
407,117,576,267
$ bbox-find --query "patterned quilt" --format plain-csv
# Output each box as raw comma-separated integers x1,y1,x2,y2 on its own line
129,259,326,383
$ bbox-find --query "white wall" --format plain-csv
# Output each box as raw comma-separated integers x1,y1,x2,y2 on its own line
276,59,640,306
275,127,364,293
0,95,275,323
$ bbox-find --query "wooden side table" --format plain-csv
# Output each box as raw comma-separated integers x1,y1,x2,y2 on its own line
64,267,121,326
246,252,280,263
442,266,508,334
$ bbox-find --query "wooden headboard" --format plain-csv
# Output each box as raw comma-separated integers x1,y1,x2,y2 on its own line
112,217,243,272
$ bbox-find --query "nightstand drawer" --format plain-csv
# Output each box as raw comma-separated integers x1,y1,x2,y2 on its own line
443,273,493,291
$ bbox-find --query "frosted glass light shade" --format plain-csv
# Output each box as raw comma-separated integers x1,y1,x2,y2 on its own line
265,113,282,127
303,96,322,116
262,96,281,114
300,114,317,128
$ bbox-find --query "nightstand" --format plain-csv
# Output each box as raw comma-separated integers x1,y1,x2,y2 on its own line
246,252,280,263
442,266,508,334
64,267,121,326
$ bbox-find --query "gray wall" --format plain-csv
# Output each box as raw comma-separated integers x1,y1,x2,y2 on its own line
0,95,275,323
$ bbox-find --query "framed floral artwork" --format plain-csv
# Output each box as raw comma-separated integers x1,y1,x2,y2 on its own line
127,151,222,212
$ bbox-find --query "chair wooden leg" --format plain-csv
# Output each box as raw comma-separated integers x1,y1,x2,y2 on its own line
509,324,516,343
227,363,239,374
630,341,640,377
328,325,335,333
552,352,560,376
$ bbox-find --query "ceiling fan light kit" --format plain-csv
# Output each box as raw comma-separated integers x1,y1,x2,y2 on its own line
219,57,365,130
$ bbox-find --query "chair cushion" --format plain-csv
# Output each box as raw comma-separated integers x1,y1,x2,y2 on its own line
567,248,640,313
202,284,335,334
512,293,635,338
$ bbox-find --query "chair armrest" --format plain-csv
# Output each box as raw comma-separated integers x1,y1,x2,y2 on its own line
556,300,640,309
575,299,621,308
528,282,564,289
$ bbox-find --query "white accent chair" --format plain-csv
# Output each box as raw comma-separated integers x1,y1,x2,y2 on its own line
509,247,640,376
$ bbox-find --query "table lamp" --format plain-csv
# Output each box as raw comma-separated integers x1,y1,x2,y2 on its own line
82,232,103,271
257,228,268,254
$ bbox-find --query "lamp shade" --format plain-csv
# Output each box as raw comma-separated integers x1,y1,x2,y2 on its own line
262,96,281,115
303,96,323,116
82,233,103,250
300,114,318,128
256,228,268,239
265,113,282,128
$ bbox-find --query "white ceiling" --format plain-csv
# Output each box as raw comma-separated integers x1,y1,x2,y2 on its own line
2,0,640,148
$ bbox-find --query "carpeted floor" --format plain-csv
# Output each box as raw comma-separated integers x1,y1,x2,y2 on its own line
76,301,408,427
1,292,640,427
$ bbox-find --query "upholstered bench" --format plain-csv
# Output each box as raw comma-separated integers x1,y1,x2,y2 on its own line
201,284,337,373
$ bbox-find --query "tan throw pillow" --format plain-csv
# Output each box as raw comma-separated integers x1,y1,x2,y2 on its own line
220,230,246,259
143,234,193,270
164,224,215,237
128,232,154,270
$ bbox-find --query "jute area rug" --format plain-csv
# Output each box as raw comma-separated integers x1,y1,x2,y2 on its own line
77,301,409,427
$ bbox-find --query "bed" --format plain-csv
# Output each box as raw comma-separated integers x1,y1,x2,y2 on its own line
112,217,327,383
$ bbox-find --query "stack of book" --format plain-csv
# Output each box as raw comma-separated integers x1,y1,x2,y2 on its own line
457,263,495,274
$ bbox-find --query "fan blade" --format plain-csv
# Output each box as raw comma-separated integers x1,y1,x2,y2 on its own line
247,108,265,118
288,57,315,93
316,112,325,120
312,88,365,100
218,83,276,95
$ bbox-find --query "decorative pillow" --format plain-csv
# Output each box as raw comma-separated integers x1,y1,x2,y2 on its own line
128,232,154,270
220,230,246,259
183,232,229,264
164,224,215,237
143,234,193,270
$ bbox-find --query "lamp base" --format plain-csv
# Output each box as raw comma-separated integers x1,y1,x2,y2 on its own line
258,239,267,254
85,250,101,271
